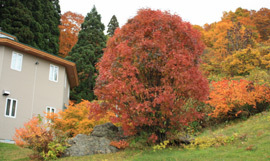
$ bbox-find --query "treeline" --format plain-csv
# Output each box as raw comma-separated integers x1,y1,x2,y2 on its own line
197,7,270,80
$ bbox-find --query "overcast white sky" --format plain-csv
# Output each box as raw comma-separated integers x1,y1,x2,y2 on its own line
60,0,270,29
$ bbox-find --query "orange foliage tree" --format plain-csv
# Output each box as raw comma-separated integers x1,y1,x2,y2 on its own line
253,8,270,41
207,79,270,118
201,20,233,75
46,100,116,137
222,7,259,40
59,11,84,57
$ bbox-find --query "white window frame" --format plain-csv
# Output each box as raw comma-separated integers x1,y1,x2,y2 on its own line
46,106,56,114
46,106,56,123
49,64,59,82
11,52,23,71
5,98,18,118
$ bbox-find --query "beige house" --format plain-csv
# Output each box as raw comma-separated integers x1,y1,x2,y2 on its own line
0,31,78,140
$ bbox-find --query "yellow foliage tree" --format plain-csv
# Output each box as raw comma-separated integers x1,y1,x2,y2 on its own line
261,54,270,69
246,68,270,86
46,100,116,137
260,44,270,69
222,48,261,76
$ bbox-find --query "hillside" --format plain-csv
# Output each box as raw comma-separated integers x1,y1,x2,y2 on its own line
2,110,269,161
76,110,270,161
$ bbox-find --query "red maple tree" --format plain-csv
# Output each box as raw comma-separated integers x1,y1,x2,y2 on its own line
95,9,209,141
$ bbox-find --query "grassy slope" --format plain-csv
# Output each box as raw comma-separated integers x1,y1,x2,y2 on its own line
1,111,270,161
63,111,270,161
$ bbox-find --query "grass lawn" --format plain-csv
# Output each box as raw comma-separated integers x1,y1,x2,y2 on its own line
0,142,31,161
1,111,270,160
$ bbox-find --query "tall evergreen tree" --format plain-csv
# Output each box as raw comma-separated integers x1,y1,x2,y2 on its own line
40,0,61,54
0,0,60,55
107,15,119,37
66,6,107,102
0,0,35,45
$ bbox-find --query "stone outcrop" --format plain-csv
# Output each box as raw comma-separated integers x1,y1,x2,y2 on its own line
64,123,126,157
172,134,194,145
91,122,123,140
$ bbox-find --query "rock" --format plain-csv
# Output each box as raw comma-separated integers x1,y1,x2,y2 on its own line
91,122,120,139
64,134,118,156
64,123,126,157
177,135,193,144
170,134,194,145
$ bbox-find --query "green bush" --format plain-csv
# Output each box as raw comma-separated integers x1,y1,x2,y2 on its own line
42,141,67,160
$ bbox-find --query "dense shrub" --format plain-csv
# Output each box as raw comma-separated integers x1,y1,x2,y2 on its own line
110,140,129,149
13,116,55,160
152,140,170,151
184,133,238,149
46,100,116,138
41,141,66,160
207,79,270,119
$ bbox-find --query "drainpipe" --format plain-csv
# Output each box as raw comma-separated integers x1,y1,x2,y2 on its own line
31,60,39,118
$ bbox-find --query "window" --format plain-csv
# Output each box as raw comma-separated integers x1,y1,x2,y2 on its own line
49,64,59,82
5,98,17,118
46,106,56,123
46,106,55,114
11,52,23,71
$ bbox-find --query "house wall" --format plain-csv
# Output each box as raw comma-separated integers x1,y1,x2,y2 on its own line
0,46,70,140
0,46,4,81
63,73,70,109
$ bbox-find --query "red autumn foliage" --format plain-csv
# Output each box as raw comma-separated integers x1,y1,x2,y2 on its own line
95,9,209,139
207,79,270,118
148,133,158,144
59,11,84,57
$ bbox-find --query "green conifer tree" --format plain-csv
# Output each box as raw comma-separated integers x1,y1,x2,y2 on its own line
66,6,107,102
107,15,119,37
0,0,60,55
0,0,35,45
